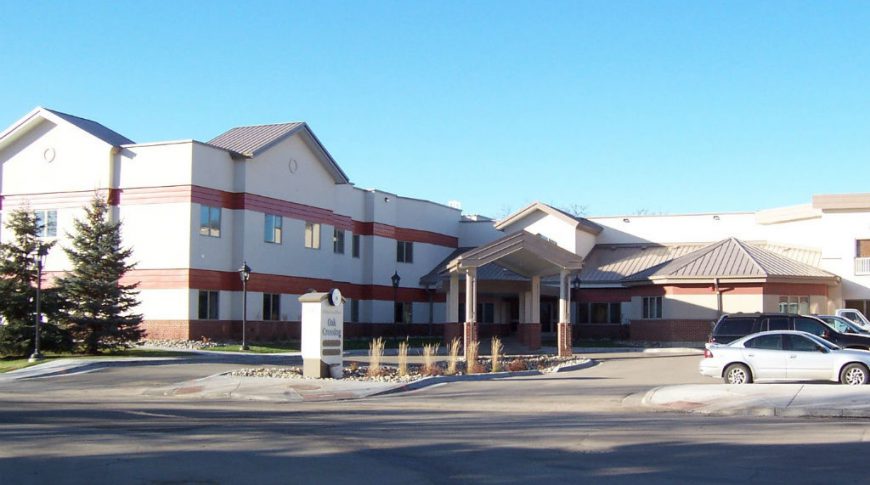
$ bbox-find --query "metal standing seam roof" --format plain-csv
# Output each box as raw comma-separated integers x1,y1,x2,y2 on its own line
580,243,706,283
629,237,835,281
44,108,135,146
208,122,305,155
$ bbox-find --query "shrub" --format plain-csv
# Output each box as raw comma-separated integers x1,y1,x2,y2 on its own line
491,336,503,373
446,338,461,375
465,340,481,375
397,340,409,377
422,342,441,376
367,337,385,377
507,358,528,372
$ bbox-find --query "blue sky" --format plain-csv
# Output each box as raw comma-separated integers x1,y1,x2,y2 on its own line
2,1,869,218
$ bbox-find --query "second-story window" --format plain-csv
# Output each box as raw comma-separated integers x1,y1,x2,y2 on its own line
35,209,58,238
265,214,283,244
199,205,221,237
397,240,413,263
352,234,360,258
305,222,321,249
333,228,345,254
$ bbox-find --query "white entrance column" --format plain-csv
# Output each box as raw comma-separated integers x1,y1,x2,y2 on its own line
448,273,460,323
464,267,478,358
557,270,573,357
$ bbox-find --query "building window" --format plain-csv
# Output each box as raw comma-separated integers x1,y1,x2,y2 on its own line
477,303,495,323
199,205,221,237
778,296,809,314
394,302,412,323
858,239,870,258
352,234,360,258
642,296,662,319
264,214,282,244
576,302,622,324
397,240,413,263
34,209,57,238
333,228,345,254
198,290,219,320
350,299,360,322
304,222,321,249
263,293,281,321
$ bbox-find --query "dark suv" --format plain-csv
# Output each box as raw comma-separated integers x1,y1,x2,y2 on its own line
711,313,870,350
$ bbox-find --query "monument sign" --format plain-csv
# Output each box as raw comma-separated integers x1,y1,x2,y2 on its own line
299,289,344,378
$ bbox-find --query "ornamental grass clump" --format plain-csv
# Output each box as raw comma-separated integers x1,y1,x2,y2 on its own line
466,340,481,375
367,337,385,377
422,342,441,376
491,336,504,373
397,340,409,377
446,338,461,375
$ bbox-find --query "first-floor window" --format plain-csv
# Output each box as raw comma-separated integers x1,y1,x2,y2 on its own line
263,293,281,320
350,299,360,322
394,302,412,323
199,205,221,237
477,302,495,323
35,209,57,238
264,214,283,244
198,290,219,319
778,296,809,314
305,222,321,249
576,302,622,324
642,296,662,319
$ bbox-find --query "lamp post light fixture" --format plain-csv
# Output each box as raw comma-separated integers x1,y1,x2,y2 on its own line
238,261,252,351
570,275,581,325
29,244,50,363
391,271,401,323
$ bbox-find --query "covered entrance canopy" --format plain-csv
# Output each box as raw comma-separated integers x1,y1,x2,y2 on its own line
440,231,584,357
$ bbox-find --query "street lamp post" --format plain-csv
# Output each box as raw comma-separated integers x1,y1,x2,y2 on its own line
391,271,401,324
571,275,581,325
238,261,252,351
29,244,49,363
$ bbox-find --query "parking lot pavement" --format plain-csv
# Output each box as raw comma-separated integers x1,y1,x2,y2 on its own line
642,383,870,417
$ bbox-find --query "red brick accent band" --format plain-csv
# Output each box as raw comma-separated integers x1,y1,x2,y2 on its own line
2,185,457,248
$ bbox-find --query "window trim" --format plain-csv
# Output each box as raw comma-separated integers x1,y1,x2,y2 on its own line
397,240,414,263
333,228,345,254
642,296,663,319
263,293,281,321
351,234,361,258
198,290,219,320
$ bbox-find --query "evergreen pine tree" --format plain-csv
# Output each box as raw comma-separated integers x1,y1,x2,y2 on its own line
0,208,70,357
57,197,143,354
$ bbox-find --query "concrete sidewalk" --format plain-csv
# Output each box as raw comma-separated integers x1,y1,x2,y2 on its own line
642,383,870,418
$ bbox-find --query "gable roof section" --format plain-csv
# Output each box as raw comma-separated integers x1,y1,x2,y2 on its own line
208,122,349,184
419,247,527,286
448,230,584,278
626,238,835,283
495,201,603,235
0,107,134,151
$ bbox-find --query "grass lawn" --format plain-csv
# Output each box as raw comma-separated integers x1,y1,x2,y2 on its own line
206,342,300,353
0,348,196,373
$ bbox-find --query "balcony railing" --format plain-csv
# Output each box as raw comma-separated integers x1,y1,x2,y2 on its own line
857,257,870,275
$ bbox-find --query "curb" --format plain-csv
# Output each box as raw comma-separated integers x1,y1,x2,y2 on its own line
371,358,595,397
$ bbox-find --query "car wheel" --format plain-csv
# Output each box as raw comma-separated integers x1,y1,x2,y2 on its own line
840,363,869,385
723,364,752,384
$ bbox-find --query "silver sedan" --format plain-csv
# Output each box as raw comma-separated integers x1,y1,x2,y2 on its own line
699,330,870,385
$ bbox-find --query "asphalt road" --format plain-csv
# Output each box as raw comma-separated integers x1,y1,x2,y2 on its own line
2,352,870,484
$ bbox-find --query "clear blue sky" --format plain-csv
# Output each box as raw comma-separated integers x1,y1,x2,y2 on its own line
2,1,869,218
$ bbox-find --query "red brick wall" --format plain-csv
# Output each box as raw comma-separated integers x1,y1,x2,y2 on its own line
629,319,714,342
575,324,629,340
